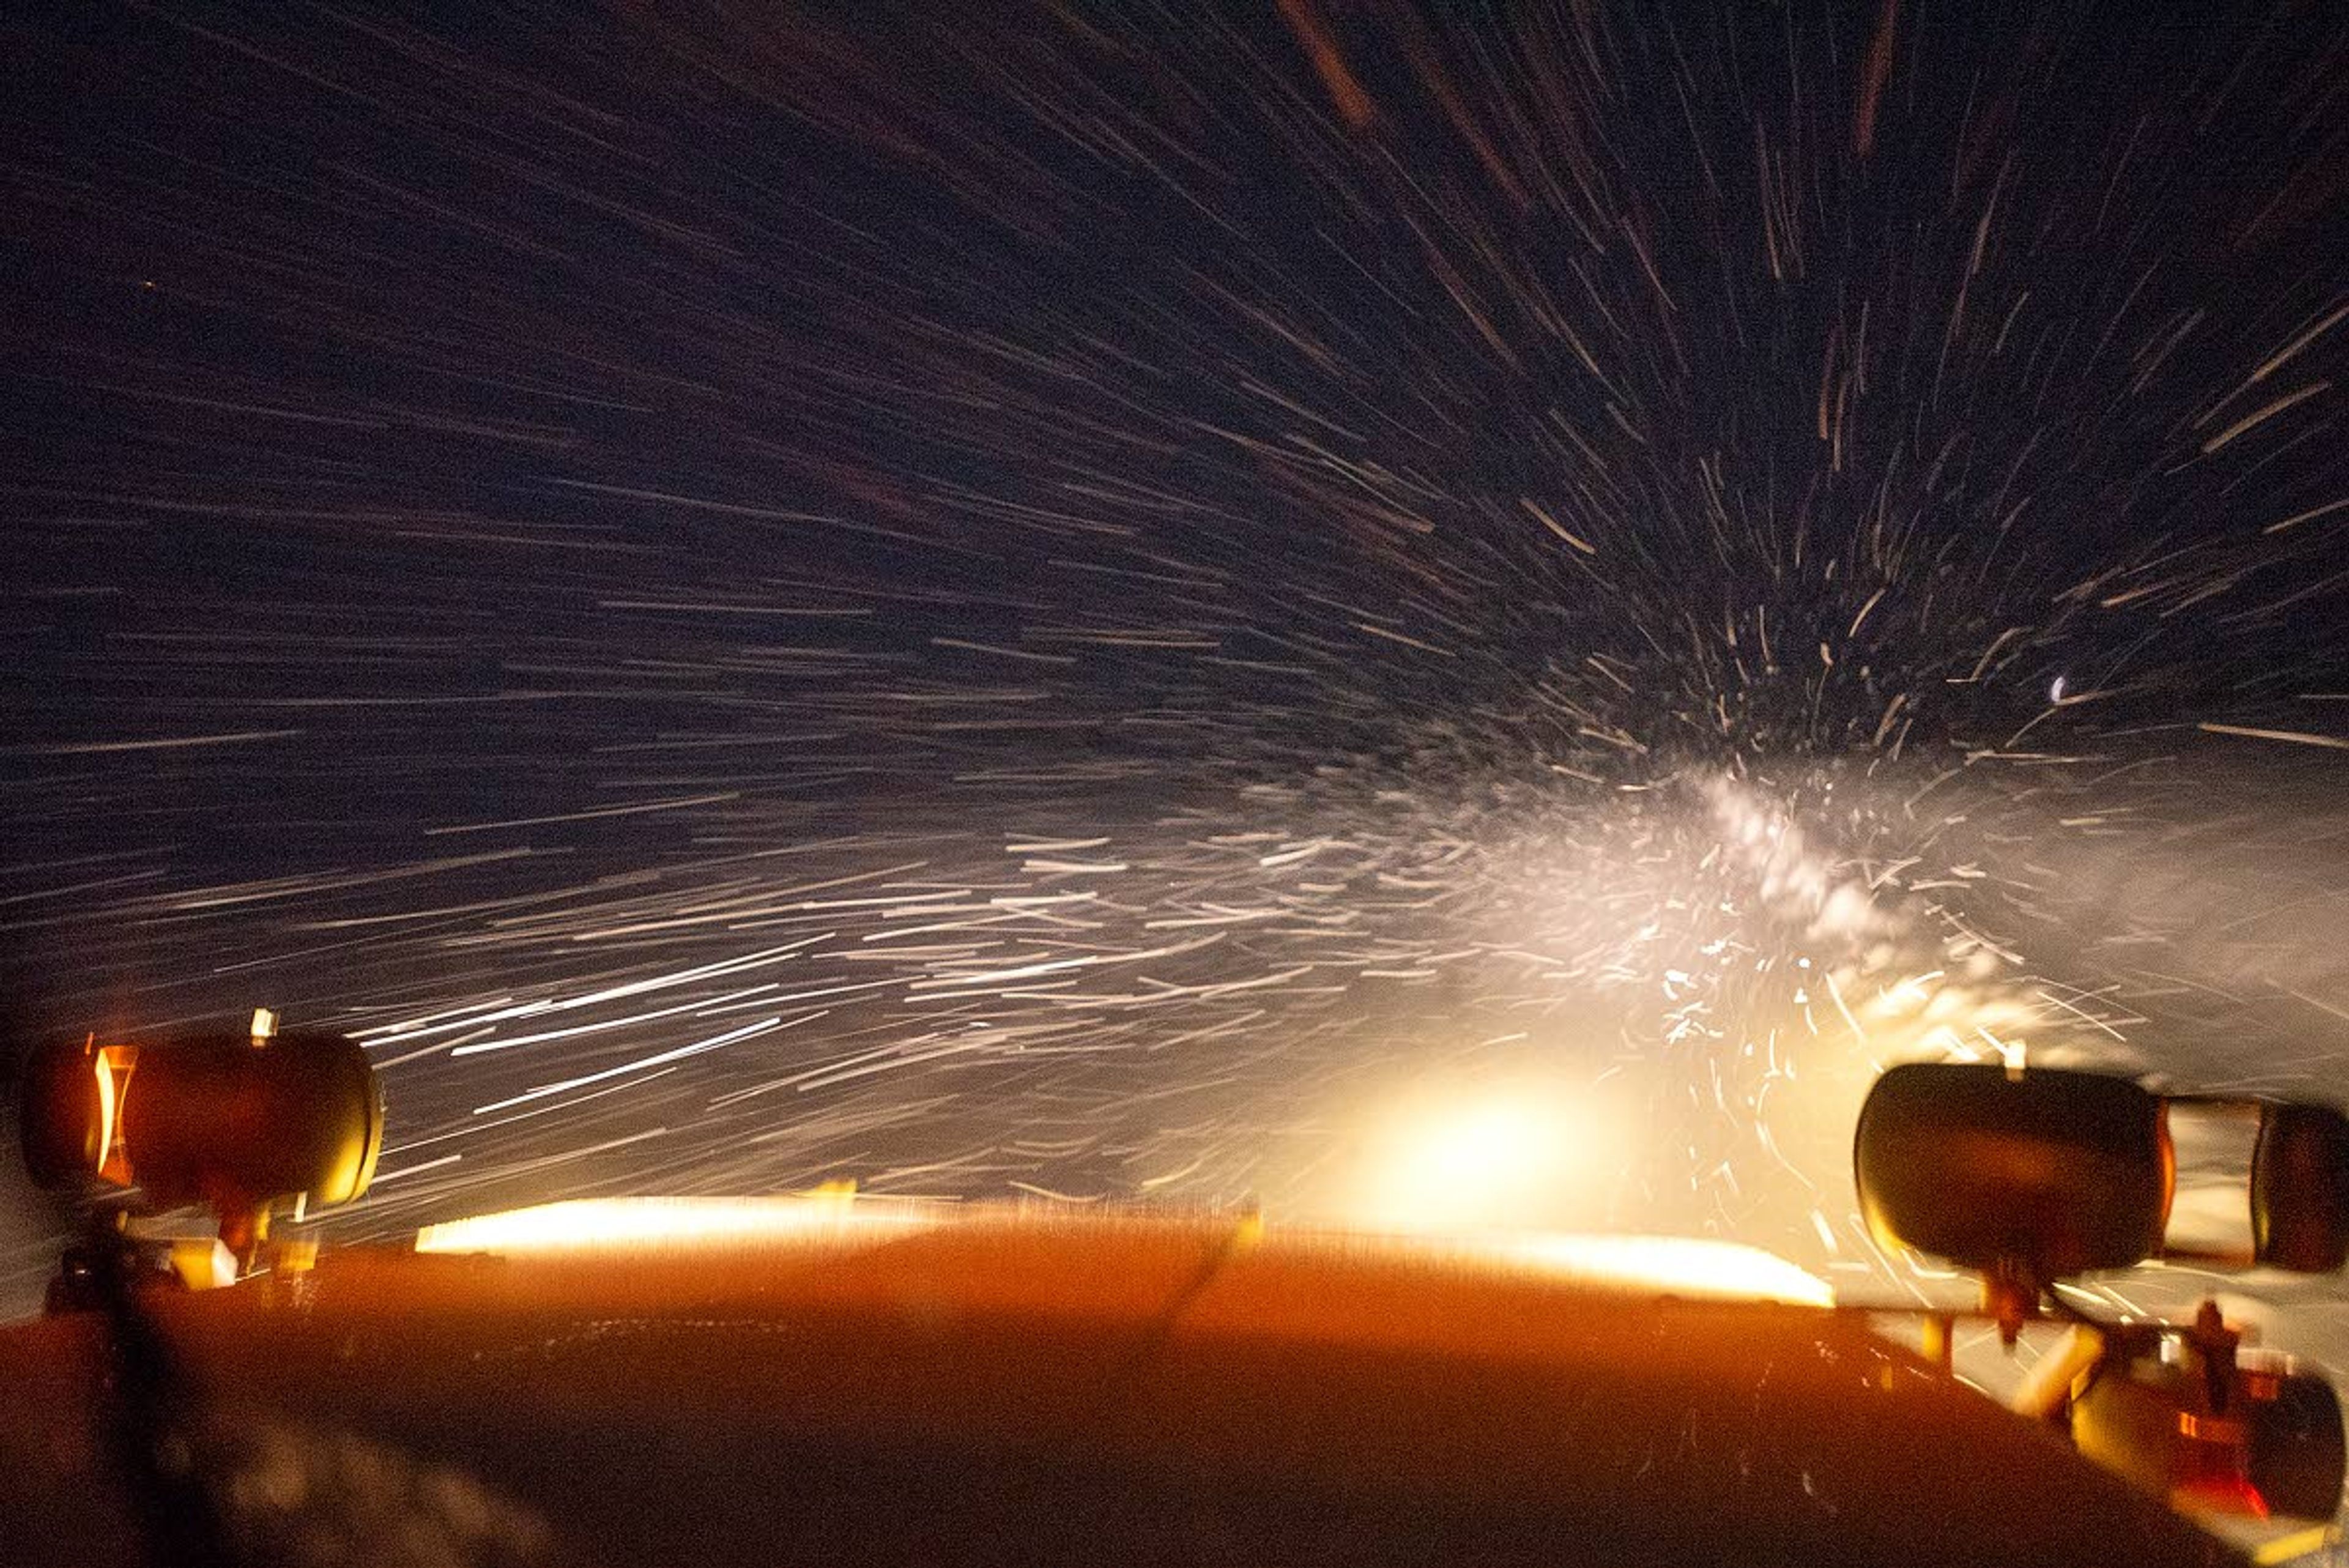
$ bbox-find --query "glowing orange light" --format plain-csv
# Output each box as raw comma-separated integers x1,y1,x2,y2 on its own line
91,1044,138,1186
2175,1475,2269,1521
90,1050,115,1172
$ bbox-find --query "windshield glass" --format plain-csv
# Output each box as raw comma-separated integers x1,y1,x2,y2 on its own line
3,0,2345,1559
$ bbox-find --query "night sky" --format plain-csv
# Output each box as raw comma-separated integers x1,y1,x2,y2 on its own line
5,0,2348,1353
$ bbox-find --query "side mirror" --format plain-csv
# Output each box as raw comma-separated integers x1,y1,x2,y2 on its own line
18,1024,383,1252
1855,1062,2348,1520
1854,1063,2172,1283
2252,1101,2349,1274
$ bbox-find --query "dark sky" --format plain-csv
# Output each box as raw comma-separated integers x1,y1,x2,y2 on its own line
4,3,2348,1296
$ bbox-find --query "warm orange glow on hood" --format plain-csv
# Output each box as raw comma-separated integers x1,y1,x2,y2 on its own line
414,1194,936,1256
1478,1232,1835,1306
410,1195,1831,1309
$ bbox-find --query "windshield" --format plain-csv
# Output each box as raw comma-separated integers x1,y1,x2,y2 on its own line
3,0,2346,1560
